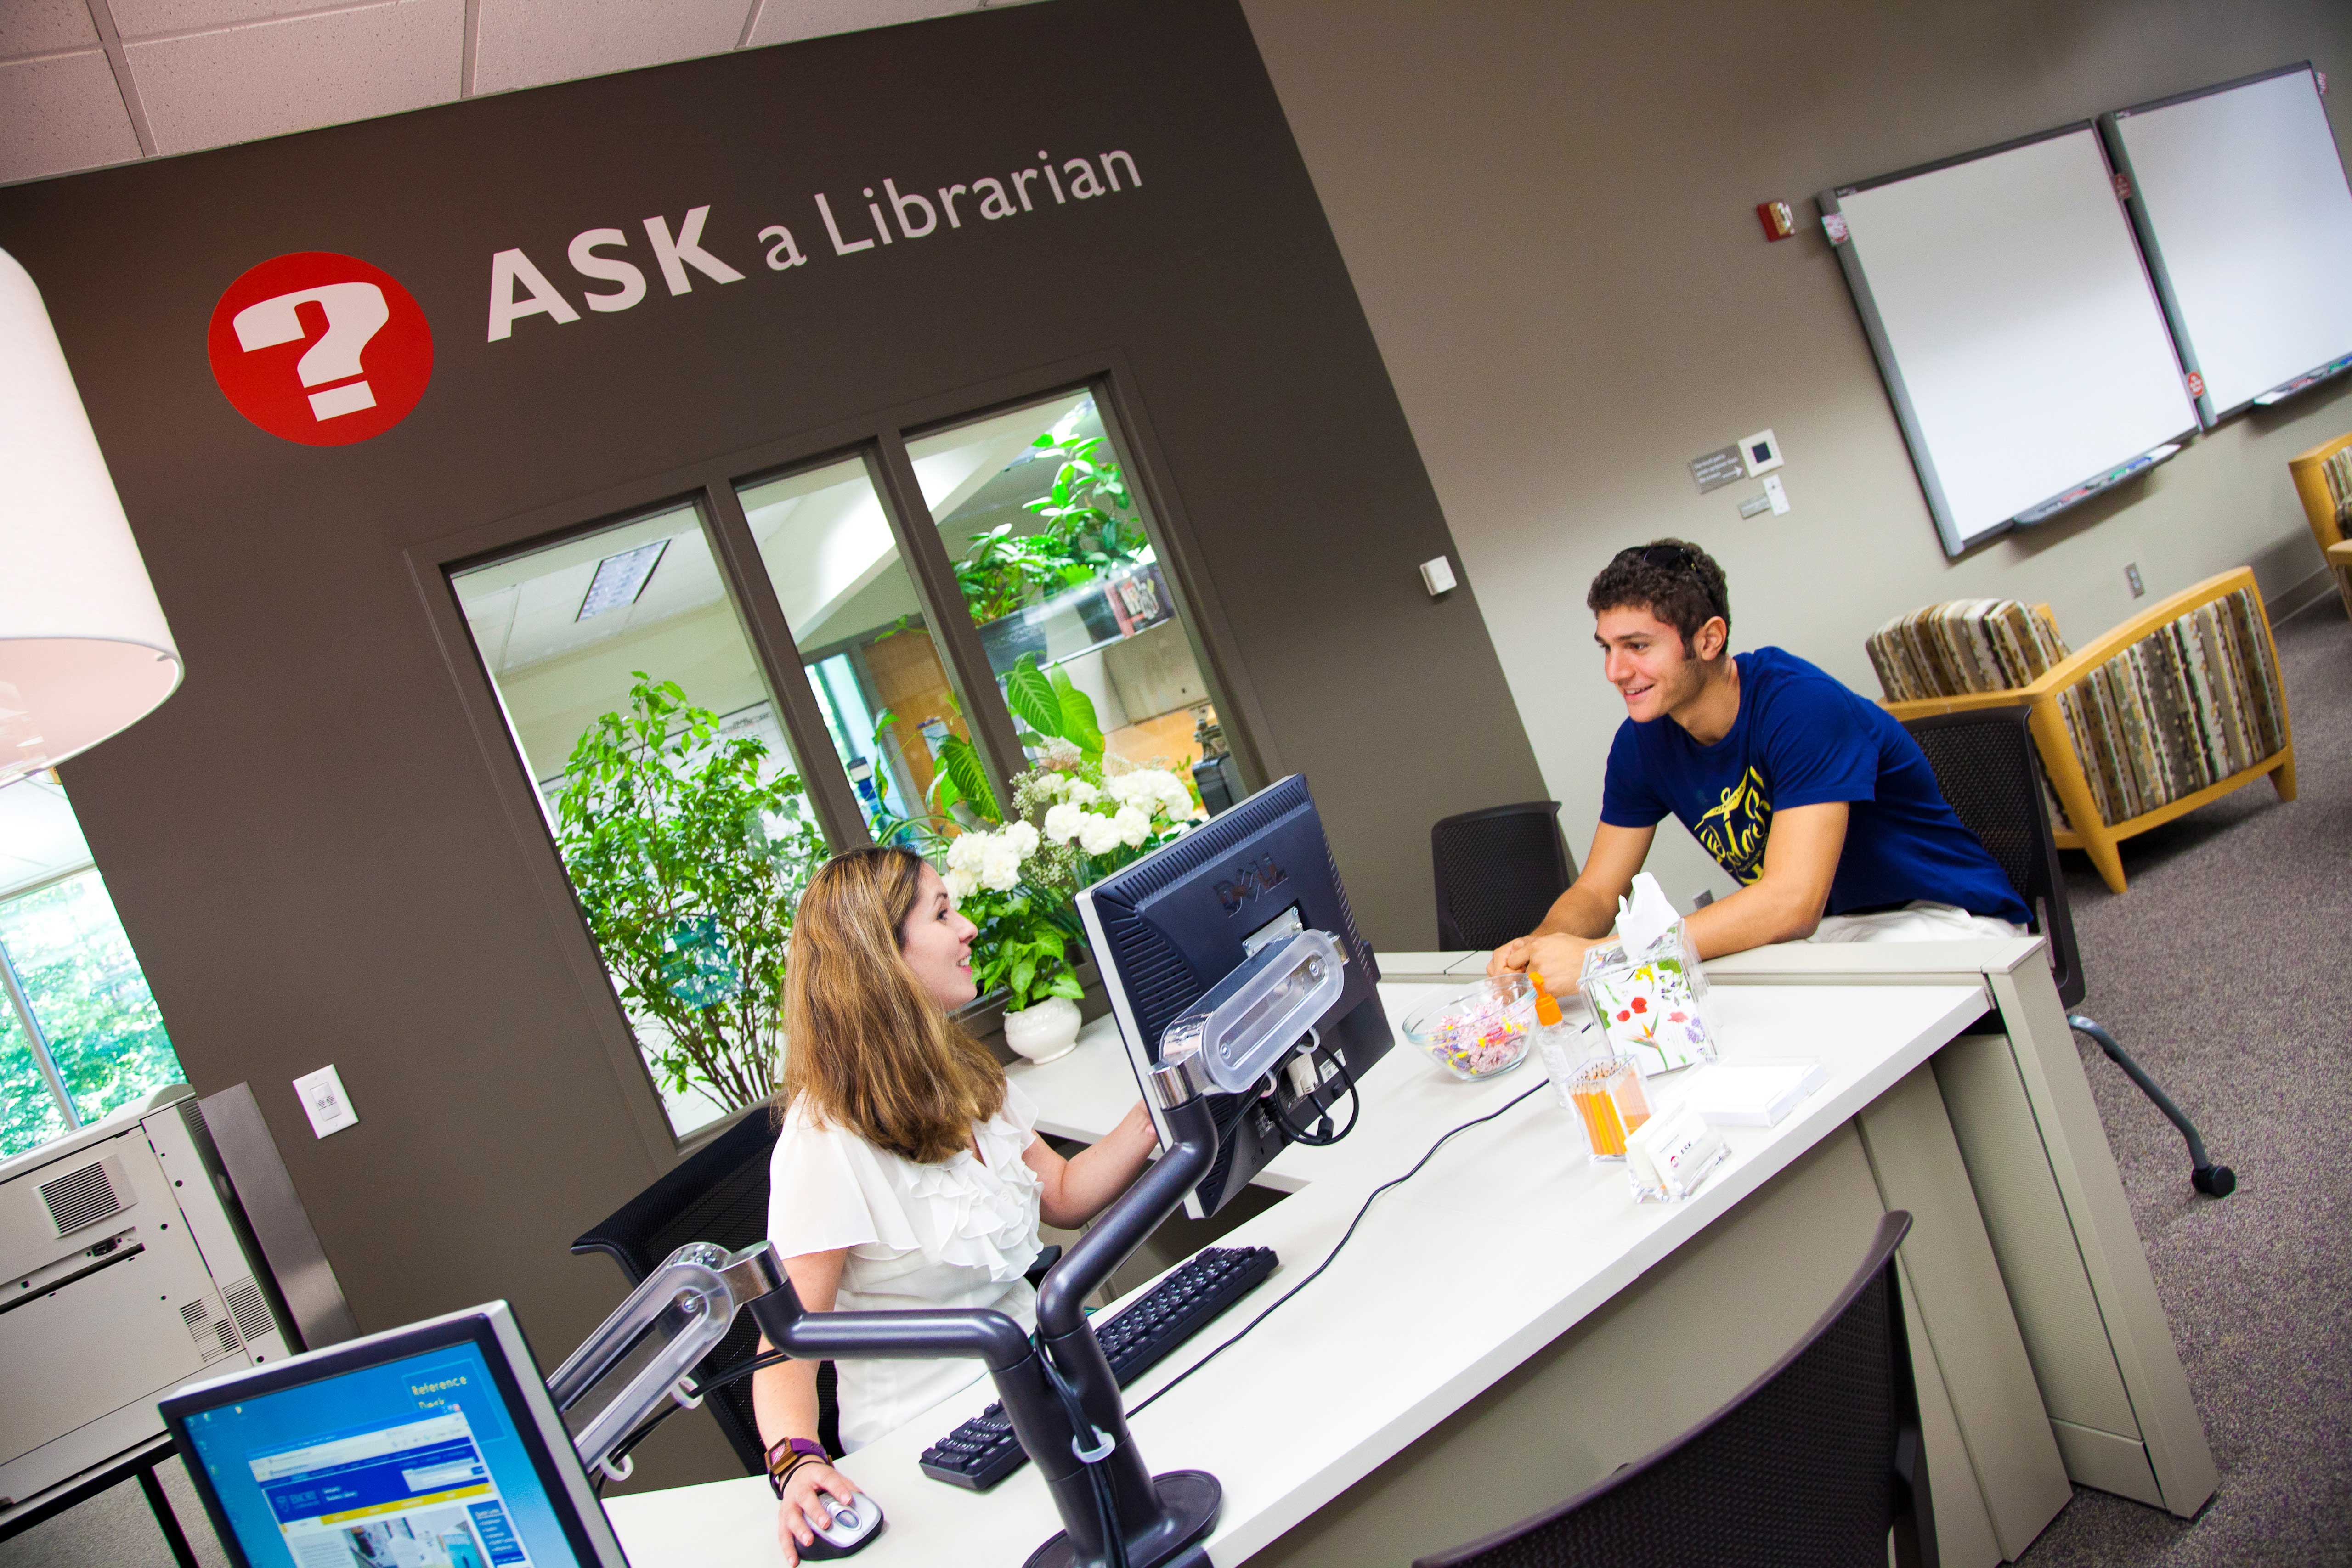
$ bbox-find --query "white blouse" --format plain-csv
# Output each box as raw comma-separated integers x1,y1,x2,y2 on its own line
766,1081,1045,1452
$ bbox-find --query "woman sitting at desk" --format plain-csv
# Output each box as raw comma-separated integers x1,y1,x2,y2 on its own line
752,846,1160,1563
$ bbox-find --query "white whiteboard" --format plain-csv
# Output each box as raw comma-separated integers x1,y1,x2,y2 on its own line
1824,126,2198,555
2104,65,2352,423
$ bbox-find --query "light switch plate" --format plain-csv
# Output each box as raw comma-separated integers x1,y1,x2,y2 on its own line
1763,474,1790,515
293,1065,359,1139
1740,428,1784,476
1419,556,1457,596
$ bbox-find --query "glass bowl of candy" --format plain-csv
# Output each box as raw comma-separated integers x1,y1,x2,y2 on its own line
1400,976,1537,1082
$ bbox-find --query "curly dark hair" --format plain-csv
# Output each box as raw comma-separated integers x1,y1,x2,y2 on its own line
1586,539,1731,656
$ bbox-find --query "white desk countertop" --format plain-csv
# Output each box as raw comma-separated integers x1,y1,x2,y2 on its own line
607,976,1987,1568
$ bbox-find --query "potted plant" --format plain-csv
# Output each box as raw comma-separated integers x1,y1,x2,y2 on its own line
944,756,1199,1063
551,674,828,1115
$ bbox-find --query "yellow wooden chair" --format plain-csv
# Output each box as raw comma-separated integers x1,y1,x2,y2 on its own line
1865,568,2295,894
2288,430,2352,621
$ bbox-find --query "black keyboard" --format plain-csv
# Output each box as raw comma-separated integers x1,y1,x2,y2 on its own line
917,1245,1278,1491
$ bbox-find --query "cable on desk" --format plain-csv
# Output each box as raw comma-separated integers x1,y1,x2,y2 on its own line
1126,1078,1548,1421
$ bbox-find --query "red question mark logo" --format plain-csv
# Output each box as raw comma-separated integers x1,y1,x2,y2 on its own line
208,252,432,446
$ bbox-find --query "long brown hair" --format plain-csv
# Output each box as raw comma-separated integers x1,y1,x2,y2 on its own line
778,846,1006,1164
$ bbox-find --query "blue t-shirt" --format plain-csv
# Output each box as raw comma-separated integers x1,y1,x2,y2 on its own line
1600,648,2030,925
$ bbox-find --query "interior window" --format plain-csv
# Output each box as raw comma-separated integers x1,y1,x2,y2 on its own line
450,504,821,1138
736,457,979,843
904,393,1232,801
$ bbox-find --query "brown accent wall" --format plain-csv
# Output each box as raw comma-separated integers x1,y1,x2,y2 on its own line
0,0,1542,1488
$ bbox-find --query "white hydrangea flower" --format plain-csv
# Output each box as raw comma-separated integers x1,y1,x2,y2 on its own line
1113,804,1151,848
978,837,1023,891
1063,778,1100,806
1103,772,1149,809
944,832,989,877
943,865,979,901
1004,819,1040,858
1076,812,1125,855
1043,802,1086,844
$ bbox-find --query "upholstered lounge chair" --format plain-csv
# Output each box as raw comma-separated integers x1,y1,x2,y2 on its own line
1865,568,2295,894
2288,431,2352,622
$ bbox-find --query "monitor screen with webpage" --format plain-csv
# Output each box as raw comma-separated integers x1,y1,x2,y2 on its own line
163,1304,625,1568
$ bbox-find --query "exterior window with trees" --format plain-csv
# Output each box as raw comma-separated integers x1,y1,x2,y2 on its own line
0,774,185,1160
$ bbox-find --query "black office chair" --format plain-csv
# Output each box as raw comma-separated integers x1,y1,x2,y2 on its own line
1432,801,1579,950
572,1107,1066,1473
571,1109,838,1469
1901,707,2234,1198
1415,1212,1934,1568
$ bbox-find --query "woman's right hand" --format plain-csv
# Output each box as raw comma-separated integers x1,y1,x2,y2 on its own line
775,1460,861,1566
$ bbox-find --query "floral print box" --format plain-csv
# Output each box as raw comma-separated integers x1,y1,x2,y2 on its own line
1576,925,1721,1077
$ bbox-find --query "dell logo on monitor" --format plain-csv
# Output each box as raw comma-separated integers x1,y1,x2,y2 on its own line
1215,854,1288,914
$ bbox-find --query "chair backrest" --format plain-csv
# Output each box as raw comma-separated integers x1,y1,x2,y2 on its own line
1900,706,2083,1009
2289,431,2352,618
1865,599,2070,703
571,1107,842,1466
1415,1211,1933,1568
1430,801,1578,951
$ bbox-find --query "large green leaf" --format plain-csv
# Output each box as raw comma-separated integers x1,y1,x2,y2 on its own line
1005,655,1062,739
1047,666,1105,756
939,735,1001,822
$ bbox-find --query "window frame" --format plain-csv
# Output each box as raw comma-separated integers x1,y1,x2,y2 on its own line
413,356,1273,1157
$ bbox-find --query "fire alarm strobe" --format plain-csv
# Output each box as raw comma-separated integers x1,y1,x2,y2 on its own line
1756,201,1796,241
1741,429,1784,477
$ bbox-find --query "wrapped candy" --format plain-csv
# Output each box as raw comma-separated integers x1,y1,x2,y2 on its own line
1401,975,1537,1082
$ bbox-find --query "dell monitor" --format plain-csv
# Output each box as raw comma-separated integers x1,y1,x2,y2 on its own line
162,1303,628,1568
1077,774,1391,1217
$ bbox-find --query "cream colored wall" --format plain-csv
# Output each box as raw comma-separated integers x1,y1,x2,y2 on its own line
1242,0,2352,902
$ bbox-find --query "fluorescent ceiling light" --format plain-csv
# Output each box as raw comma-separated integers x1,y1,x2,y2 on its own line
577,540,668,620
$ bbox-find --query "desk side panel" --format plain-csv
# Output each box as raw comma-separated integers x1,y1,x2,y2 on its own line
1857,1064,2072,1557
1986,970,2217,1518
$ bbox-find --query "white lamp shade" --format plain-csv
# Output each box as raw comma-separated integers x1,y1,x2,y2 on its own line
0,247,181,788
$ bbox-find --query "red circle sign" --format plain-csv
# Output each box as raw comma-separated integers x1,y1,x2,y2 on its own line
207,252,433,446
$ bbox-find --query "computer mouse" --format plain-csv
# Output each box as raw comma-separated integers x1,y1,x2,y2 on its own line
799,1492,885,1559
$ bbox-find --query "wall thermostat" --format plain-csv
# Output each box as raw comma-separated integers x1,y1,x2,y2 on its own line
1740,429,1784,477
1419,556,1457,597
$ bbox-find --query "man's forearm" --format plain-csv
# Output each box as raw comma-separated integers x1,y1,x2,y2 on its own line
1681,878,1822,959
1533,880,1620,941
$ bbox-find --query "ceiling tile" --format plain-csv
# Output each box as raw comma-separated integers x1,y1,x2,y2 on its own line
0,0,100,57
108,0,336,41
0,51,142,186
743,0,973,50
124,0,462,157
471,0,750,97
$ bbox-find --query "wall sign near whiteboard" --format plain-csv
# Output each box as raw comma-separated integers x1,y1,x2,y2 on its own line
1821,123,2197,557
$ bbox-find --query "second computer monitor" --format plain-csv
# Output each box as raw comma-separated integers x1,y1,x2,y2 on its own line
1077,774,1391,1217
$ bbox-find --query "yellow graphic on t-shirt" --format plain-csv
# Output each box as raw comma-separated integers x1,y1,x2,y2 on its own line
1693,768,1772,884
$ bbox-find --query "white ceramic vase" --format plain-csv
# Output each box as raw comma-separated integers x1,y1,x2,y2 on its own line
1002,994,1083,1065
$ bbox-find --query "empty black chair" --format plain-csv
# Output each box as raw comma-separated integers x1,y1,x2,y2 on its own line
1416,1212,1934,1568
1432,801,1578,950
1903,706,2233,1198
572,1108,840,1468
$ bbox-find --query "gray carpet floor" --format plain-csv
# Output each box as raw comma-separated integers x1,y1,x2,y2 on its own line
4,601,2346,1568
2008,593,2352,1567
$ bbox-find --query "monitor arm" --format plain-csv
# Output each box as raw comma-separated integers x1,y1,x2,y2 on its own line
549,1059,1225,1568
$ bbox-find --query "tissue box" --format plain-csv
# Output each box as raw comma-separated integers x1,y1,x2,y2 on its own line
1577,922,1721,1076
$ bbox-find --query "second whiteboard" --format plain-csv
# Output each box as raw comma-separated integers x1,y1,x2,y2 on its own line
1823,124,2198,555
